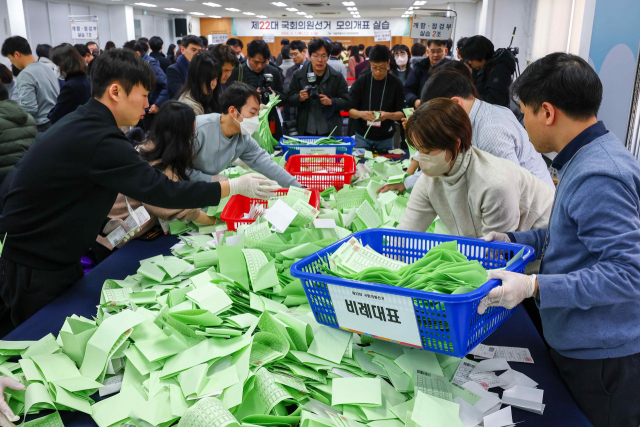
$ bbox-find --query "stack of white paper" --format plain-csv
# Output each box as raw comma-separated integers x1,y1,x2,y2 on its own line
483,406,515,427
462,381,502,414
502,385,545,414
498,369,538,390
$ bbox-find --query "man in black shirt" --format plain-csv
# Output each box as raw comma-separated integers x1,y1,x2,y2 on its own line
349,45,405,151
0,49,278,328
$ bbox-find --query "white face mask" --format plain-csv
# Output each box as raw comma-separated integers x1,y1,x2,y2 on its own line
419,150,453,177
234,112,260,136
395,56,408,66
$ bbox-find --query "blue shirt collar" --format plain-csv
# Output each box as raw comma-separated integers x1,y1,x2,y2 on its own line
551,121,608,170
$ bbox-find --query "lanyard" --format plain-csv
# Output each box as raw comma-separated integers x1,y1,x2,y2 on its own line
539,145,589,263
369,74,387,112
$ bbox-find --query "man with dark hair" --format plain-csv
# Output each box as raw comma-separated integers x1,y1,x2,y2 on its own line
349,45,404,151
190,82,299,187
480,52,640,427
284,40,308,93
410,42,427,65
279,45,295,76
226,38,245,63
0,50,275,330
35,44,57,74
287,38,349,136
276,38,290,67
132,42,167,118
149,36,171,72
161,34,203,99
459,35,515,107
392,69,553,193
74,43,94,66
355,45,373,79
404,39,448,108
227,40,285,139
1,36,59,132
327,42,347,79
210,44,240,92
358,44,365,55
86,41,99,54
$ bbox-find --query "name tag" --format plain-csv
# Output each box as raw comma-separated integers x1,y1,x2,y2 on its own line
366,121,382,127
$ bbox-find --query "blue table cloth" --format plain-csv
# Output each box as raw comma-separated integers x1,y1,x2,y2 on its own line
5,234,592,426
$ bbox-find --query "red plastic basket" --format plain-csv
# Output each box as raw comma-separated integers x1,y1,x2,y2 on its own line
220,188,320,231
285,155,356,191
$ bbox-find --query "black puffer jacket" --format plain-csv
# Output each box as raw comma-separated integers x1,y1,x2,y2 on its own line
0,100,36,182
473,48,516,107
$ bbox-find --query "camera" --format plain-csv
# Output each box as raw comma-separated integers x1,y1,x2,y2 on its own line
260,73,273,104
284,119,299,136
304,72,320,101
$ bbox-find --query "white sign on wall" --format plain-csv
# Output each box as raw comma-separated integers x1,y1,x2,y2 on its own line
208,33,229,45
410,16,454,40
374,30,391,42
232,18,409,38
71,21,98,40
263,35,275,43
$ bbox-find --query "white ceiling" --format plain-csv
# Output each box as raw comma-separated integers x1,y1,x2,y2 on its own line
104,0,472,20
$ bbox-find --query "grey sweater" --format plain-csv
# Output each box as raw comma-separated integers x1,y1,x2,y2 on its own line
16,61,60,126
189,113,301,187
398,147,554,237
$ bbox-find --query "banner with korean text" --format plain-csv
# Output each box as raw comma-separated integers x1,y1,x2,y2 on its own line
232,18,410,38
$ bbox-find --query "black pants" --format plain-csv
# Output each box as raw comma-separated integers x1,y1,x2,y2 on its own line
551,348,640,427
0,257,83,327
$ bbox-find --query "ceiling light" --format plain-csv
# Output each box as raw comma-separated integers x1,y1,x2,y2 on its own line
346,7,357,10
297,11,307,15
202,2,220,6
353,14,360,18
256,15,267,18
401,14,410,17
413,1,427,4
134,2,156,7
164,7,183,11
209,15,221,17
342,1,355,5
190,12,204,15
225,7,240,11
243,12,255,15
305,15,313,18
270,2,287,6
286,7,298,11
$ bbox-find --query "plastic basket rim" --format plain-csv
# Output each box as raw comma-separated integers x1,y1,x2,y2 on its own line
220,189,320,225
285,155,356,176
290,229,535,303
278,136,356,147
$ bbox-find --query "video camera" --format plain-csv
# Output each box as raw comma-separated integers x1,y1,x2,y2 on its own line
260,73,274,104
506,27,521,77
304,72,320,101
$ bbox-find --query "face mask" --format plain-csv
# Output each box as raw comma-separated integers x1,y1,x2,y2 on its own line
234,112,260,136
419,150,453,177
395,56,408,66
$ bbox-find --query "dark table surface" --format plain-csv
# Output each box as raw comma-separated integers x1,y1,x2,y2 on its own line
5,234,592,426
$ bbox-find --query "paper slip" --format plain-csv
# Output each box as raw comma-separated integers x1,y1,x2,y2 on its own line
225,234,243,246
468,372,505,389
177,396,237,427
414,369,453,401
339,243,407,273
469,343,497,360
287,187,312,203
314,219,337,229
451,359,478,386
494,346,534,364
106,226,128,248
498,369,538,390
454,397,484,427
355,200,382,229
264,199,298,233
330,368,357,378
502,385,544,414
292,199,319,224
243,221,272,241
483,406,514,427
470,358,510,375
98,374,123,397
462,381,501,414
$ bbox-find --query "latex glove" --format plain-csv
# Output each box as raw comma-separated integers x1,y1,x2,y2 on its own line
229,173,280,200
482,231,511,243
0,376,25,423
477,270,537,314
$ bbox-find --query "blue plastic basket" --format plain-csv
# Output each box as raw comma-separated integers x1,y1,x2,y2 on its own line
290,229,535,357
279,136,356,160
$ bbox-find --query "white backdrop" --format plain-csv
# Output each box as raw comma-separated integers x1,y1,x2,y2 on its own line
232,17,410,38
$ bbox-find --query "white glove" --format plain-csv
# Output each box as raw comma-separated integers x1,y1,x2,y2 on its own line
477,270,537,314
229,173,280,200
0,376,25,423
482,231,511,243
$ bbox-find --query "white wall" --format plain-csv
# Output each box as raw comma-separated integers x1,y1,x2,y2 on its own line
133,11,170,45
448,2,481,55
109,5,134,48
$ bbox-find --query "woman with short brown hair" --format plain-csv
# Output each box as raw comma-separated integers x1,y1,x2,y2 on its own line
48,43,91,124
398,97,554,237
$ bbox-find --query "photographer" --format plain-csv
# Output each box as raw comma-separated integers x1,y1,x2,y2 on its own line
227,39,285,140
349,45,405,151
286,38,349,136
459,35,515,108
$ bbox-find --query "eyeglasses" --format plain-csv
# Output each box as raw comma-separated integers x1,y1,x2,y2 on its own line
371,64,387,72
429,49,445,55
311,54,329,61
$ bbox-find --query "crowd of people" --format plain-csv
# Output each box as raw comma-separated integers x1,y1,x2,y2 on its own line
0,30,637,427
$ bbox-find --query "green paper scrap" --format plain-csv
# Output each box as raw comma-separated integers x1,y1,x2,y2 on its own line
363,112,381,139
24,411,65,427
177,396,237,427
307,326,351,364
411,391,464,427
331,377,382,407
218,246,250,290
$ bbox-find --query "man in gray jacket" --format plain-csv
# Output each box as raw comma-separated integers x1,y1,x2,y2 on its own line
1,37,59,132
189,82,301,188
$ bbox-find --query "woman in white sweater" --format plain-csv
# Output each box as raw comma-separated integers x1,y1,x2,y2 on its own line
398,98,554,237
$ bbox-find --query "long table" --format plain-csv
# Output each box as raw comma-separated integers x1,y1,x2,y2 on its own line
5,234,593,426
